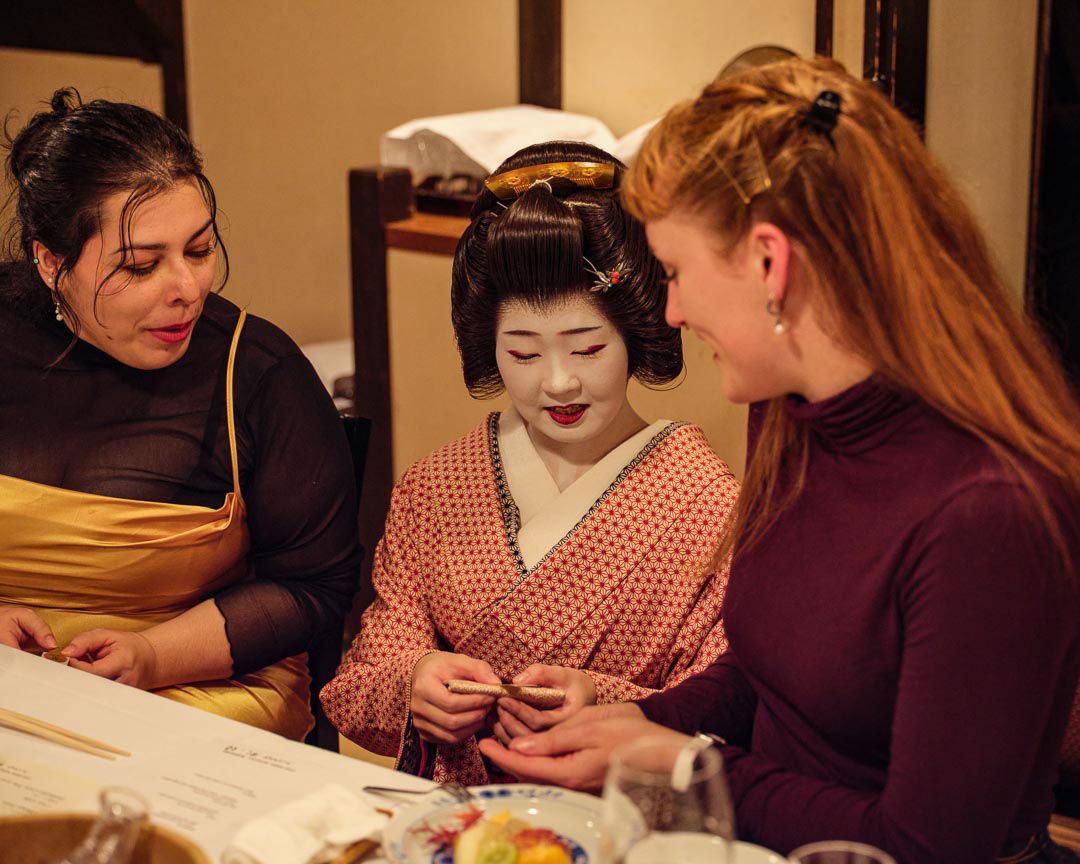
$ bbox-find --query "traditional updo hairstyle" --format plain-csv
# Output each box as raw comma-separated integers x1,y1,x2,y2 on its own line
2,88,228,342
624,56,1080,565
452,141,682,398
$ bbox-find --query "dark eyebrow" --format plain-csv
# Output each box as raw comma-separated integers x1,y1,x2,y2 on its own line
501,326,602,337
113,218,214,254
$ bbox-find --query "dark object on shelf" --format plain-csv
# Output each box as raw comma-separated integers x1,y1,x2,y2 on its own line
414,174,483,217
332,374,356,403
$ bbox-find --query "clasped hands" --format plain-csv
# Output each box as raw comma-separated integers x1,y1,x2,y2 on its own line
409,651,597,747
0,605,158,688
410,651,689,792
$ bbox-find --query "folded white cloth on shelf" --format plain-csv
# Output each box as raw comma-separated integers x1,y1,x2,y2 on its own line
221,783,387,864
611,118,659,165
381,104,619,179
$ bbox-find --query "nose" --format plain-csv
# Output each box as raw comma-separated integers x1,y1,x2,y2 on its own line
542,357,581,400
664,281,685,329
166,258,202,305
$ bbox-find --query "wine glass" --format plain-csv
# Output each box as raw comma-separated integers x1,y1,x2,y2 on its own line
788,840,897,864
598,734,735,864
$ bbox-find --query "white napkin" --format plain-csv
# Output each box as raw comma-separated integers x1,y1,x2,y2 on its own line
380,104,618,179
221,783,388,864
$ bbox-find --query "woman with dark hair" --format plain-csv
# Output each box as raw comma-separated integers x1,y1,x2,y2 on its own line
0,89,360,740
322,142,738,785
482,59,1080,863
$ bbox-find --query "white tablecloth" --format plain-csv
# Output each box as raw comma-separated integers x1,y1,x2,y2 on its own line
0,645,430,860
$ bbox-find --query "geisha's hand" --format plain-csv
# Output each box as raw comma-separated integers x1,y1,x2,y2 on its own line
410,651,502,745
0,605,56,652
493,664,597,743
480,703,675,792
63,629,158,688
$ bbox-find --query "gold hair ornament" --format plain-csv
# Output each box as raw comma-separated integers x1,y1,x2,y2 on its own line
484,161,615,200
703,135,772,207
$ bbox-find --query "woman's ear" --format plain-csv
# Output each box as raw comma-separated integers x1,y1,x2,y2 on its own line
748,222,791,304
31,242,62,292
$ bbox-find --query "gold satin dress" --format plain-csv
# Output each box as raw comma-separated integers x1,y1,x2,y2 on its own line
0,311,312,739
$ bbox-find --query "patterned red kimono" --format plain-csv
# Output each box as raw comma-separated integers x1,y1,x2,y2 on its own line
321,412,739,784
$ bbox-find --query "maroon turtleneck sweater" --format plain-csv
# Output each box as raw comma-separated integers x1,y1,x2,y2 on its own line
639,378,1080,863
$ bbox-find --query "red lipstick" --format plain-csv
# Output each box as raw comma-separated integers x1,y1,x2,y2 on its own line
148,320,194,344
546,404,588,425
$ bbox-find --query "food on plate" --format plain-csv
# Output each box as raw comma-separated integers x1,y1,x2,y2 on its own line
444,680,565,708
414,806,573,864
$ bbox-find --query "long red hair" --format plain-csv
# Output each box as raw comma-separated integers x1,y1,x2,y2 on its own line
623,57,1080,567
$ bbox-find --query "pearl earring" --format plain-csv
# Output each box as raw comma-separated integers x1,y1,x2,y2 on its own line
766,297,786,335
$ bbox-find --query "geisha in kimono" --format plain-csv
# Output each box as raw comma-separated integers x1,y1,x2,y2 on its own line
320,142,739,784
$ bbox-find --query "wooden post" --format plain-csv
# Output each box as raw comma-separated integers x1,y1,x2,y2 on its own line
346,168,412,616
863,0,929,129
519,0,562,108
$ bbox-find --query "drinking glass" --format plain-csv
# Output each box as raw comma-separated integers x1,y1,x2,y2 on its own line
598,735,735,864
788,840,897,864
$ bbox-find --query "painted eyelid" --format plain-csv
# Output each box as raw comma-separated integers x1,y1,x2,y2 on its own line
573,344,606,355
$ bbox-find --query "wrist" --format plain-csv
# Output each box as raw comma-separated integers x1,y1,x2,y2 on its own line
133,631,160,689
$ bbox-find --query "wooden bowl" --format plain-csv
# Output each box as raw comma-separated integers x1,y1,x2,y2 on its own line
0,813,209,863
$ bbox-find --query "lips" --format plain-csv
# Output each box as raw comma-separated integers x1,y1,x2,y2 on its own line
545,404,588,426
147,319,194,344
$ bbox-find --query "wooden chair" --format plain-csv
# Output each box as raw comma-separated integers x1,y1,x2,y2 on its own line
303,412,371,751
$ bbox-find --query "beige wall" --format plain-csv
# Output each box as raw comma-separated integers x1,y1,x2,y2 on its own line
0,2,1041,479
0,49,164,234
184,0,517,346
925,0,1038,299
563,0,815,137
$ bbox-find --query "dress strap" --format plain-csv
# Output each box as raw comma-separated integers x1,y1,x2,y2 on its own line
225,310,248,499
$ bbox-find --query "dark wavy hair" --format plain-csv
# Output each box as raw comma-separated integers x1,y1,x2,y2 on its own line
2,88,228,346
451,141,682,398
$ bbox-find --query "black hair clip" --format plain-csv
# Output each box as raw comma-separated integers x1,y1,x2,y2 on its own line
802,90,842,138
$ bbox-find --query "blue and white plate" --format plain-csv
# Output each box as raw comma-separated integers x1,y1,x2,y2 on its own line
382,784,602,864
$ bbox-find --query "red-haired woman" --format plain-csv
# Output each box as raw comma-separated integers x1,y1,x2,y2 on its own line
482,58,1080,864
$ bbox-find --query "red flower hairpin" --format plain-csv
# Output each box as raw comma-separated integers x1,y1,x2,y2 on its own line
584,257,624,293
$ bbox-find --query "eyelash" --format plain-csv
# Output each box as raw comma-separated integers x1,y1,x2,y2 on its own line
123,246,215,278
507,345,606,363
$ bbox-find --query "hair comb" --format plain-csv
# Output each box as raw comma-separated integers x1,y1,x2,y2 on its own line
802,90,842,137
484,161,615,200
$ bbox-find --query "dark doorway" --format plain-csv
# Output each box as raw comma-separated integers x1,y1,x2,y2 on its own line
1028,0,1080,391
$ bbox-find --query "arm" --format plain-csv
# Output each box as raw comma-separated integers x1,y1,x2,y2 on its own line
66,352,361,687
586,469,740,704
215,353,361,673
495,472,744,738
319,467,441,755
715,484,1080,863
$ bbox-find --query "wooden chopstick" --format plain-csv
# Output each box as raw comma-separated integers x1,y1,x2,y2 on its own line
0,706,130,759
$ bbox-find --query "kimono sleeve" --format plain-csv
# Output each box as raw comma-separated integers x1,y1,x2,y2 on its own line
584,470,739,704
319,465,439,757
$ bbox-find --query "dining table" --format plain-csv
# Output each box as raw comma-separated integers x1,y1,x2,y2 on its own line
0,643,432,862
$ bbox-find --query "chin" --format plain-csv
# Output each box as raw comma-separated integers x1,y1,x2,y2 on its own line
127,342,192,371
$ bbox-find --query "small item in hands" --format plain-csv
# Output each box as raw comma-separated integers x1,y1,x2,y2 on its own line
43,646,70,665
444,679,566,708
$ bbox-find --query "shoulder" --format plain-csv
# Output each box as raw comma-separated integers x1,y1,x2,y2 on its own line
199,293,306,372
398,414,496,491
650,423,737,486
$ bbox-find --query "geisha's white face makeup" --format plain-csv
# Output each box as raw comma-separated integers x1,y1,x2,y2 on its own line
495,296,635,459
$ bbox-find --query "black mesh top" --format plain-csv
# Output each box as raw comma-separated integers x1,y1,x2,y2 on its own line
0,291,361,674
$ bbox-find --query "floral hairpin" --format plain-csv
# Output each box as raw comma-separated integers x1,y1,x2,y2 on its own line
583,257,624,293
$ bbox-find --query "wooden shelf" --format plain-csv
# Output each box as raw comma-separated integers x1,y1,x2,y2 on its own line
385,211,469,255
